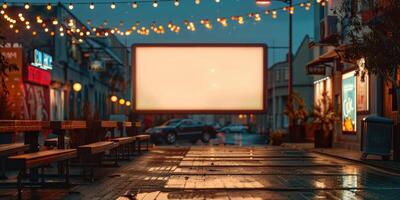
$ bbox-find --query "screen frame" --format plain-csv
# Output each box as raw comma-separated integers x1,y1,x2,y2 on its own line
131,43,268,114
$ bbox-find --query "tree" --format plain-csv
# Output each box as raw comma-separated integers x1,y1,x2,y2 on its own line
338,0,400,84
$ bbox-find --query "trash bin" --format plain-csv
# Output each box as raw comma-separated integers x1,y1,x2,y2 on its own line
361,116,393,160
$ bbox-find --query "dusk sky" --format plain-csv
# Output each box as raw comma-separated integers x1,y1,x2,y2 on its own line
11,0,314,66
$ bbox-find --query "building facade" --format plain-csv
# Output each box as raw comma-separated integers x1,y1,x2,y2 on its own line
259,35,315,132
307,0,389,150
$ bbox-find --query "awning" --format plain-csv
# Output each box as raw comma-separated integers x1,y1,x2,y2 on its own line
306,44,350,68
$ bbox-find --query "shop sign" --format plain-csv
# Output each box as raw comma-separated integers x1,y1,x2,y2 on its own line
342,72,357,133
89,60,105,71
307,65,326,75
26,65,51,86
32,49,53,70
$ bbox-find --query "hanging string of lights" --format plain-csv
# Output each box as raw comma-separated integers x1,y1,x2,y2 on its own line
1,0,222,11
0,0,328,40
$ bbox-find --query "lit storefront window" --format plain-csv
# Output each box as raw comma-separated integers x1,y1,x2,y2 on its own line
342,72,357,133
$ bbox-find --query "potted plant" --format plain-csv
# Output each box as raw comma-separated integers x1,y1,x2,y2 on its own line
270,129,285,146
313,91,338,148
284,92,309,142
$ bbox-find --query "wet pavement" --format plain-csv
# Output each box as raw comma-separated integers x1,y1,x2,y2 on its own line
2,145,400,200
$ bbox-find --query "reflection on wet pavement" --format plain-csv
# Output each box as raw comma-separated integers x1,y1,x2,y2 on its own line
65,146,400,200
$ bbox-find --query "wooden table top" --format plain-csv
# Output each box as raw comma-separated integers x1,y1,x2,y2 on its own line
49,121,87,130
0,120,43,132
90,121,118,128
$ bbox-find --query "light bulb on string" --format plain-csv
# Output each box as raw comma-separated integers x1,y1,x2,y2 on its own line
2,2,7,9
90,3,95,10
152,1,158,8
111,2,116,9
46,3,52,10
215,0,220,3
68,3,74,10
24,3,30,10
132,2,138,8
174,0,179,6
195,0,200,5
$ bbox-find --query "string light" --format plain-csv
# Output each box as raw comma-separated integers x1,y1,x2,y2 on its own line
216,17,228,27
2,2,7,9
195,0,201,5
24,3,30,10
152,1,158,8
46,3,52,10
0,0,312,38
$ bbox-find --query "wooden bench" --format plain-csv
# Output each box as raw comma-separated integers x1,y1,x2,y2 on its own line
111,137,136,160
8,149,76,199
0,143,29,179
134,134,151,153
77,141,119,180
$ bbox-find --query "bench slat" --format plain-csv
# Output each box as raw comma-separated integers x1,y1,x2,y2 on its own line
9,149,77,169
0,143,29,157
111,137,135,145
135,135,150,141
78,141,118,155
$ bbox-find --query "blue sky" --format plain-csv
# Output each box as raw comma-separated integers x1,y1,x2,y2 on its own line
10,0,315,66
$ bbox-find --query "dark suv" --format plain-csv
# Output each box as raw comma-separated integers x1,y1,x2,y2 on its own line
146,119,216,144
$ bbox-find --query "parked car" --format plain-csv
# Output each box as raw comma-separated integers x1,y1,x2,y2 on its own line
219,124,248,133
146,119,217,144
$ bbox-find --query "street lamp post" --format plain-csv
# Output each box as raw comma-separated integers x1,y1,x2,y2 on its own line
256,0,293,97
72,82,82,119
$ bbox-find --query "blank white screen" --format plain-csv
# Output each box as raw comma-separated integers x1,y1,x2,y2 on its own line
134,46,265,112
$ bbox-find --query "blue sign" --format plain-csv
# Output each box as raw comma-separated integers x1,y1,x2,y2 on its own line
32,49,52,70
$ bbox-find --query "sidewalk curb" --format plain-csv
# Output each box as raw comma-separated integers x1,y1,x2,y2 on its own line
311,150,400,175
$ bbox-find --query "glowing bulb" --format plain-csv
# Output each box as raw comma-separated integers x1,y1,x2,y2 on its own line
68,3,74,10
215,0,220,2
152,1,158,7
195,0,200,4
24,3,30,10
46,3,52,10
132,2,138,8
60,32,64,36
90,3,94,9
111,96,118,102
26,25,30,29
52,19,58,25
2,2,7,9
44,27,49,32
72,82,82,92
119,99,125,105
174,0,179,6
111,2,116,9
126,101,131,106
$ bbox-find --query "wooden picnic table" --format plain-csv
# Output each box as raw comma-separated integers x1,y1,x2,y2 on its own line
47,121,87,149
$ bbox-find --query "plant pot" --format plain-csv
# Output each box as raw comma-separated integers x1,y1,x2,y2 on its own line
314,129,333,148
271,138,282,146
289,124,306,142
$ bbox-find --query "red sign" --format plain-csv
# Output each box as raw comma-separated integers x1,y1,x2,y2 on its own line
26,65,51,86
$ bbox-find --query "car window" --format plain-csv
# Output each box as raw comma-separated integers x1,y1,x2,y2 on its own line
181,120,193,126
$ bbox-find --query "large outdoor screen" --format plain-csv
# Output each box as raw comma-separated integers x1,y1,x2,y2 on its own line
132,44,266,113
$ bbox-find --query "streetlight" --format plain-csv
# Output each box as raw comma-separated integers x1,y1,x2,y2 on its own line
255,0,293,97
72,82,82,92
110,95,118,102
72,82,82,119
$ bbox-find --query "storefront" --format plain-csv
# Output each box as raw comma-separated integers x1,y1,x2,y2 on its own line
308,47,374,150
23,49,52,120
